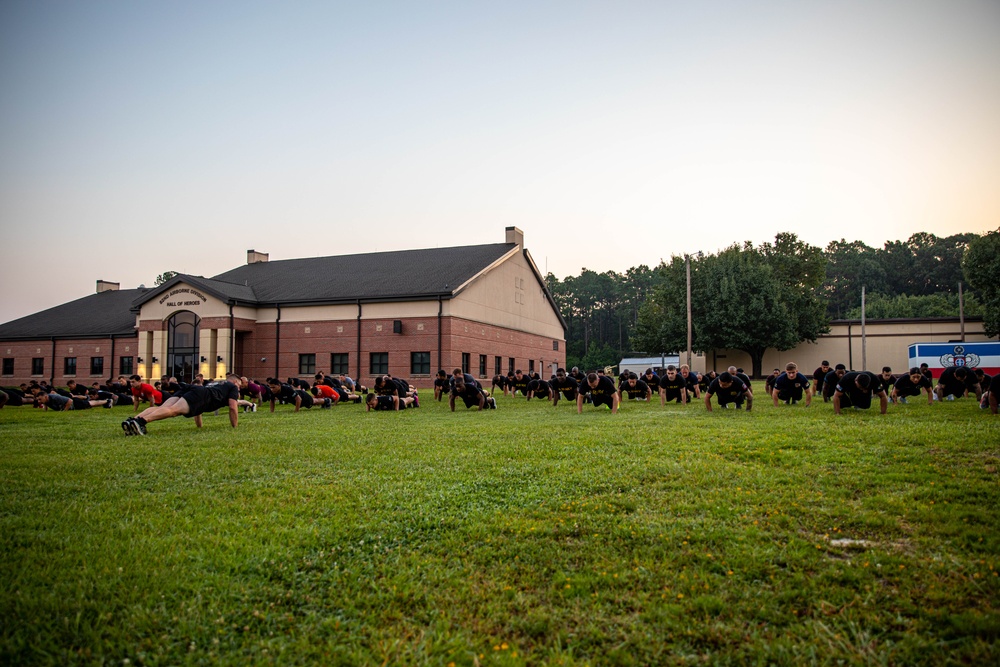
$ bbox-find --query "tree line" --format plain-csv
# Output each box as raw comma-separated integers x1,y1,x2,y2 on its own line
546,230,1000,376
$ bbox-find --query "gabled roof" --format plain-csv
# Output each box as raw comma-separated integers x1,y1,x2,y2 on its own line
131,274,260,310
207,243,519,305
0,289,140,340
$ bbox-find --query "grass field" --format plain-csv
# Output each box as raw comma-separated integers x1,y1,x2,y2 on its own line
1,390,998,665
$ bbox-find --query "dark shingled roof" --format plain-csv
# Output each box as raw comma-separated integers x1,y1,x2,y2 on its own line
0,289,140,339
205,243,518,304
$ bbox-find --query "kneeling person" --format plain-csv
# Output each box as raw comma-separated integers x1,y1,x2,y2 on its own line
122,373,241,435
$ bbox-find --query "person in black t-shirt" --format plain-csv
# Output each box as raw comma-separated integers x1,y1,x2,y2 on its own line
549,368,580,407
526,377,552,401
267,379,314,412
822,365,848,401
935,367,982,401
833,371,887,415
771,362,811,406
764,368,781,396
705,372,752,412
812,361,832,400
679,365,701,399
366,392,415,411
659,365,688,405
434,370,451,401
121,373,241,435
509,370,530,397
619,373,652,401
577,373,619,414
892,367,933,405
641,369,660,393
489,374,509,397
877,367,897,399
450,377,495,411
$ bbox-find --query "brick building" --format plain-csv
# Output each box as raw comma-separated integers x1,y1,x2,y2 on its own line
0,227,566,387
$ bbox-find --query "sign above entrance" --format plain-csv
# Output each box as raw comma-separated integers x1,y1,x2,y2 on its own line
158,287,208,308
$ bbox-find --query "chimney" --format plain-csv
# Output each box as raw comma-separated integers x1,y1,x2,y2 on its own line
505,226,524,248
247,249,269,264
96,280,120,293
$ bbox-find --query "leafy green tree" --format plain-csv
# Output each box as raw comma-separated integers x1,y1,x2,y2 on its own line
963,229,1000,336
634,235,828,377
845,292,981,319
822,239,885,318
155,271,178,286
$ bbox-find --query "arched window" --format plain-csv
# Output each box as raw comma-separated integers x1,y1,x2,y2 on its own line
167,311,200,383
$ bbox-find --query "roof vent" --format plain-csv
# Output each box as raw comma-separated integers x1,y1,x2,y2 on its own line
96,280,120,293
505,226,524,248
247,249,269,264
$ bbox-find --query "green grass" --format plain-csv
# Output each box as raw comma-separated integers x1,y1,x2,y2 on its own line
1,392,998,665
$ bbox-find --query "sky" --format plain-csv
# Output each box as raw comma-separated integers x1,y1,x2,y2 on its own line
1,0,998,324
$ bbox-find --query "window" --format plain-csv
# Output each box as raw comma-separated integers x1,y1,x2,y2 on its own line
330,353,349,375
462,353,470,374
119,356,134,375
2,358,13,375
298,354,316,375
411,352,430,375
479,355,487,377
90,357,104,376
64,357,77,376
495,356,502,376
529,359,535,373
370,352,388,375
32,358,44,375
553,340,559,351
508,357,515,374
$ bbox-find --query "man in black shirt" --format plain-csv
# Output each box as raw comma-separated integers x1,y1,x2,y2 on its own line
489,374,509,397
771,362,811,406
892,367,933,405
267,379,315,412
433,370,451,401
640,368,660,394
823,365,848,401
122,372,241,435
935,366,982,402
577,373,619,414
509,370,530,397
877,367,897,398
833,371,887,415
450,377,496,411
659,365,688,405
526,377,552,401
812,361,832,400
619,373,652,402
764,368,781,396
549,368,579,407
705,372,752,412
679,364,701,399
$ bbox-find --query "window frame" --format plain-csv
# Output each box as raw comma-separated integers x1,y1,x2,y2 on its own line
64,357,77,376
410,351,431,376
370,352,388,376
298,353,316,375
90,357,104,376
2,358,13,376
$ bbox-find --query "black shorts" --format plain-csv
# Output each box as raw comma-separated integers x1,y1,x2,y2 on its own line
591,393,614,409
70,397,92,410
176,387,213,417
297,390,314,409
939,382,966,398
661,387,684,403
456,391,484,409
895,385,923,398
716,392,745,408
838,391,872,410
559,388,578,400
776,387,805,401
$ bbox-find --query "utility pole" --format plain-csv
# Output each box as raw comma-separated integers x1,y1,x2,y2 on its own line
685,254,692,368
861,286,867,371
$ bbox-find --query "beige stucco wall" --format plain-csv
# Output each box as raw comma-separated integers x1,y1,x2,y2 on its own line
449,249,564,340
691,319,993,376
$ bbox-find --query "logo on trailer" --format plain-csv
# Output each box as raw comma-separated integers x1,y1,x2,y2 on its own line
940,345,981,369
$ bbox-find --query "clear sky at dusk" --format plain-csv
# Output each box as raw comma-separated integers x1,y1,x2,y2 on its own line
1,0,998,324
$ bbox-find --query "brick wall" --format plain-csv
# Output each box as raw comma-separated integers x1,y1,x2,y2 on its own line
0,336,140,387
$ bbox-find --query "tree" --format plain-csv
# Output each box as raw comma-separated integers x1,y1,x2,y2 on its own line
822,239,885,318
963,230,1000,336
155,271,178,286
634,234,829,377
845,292,982,320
